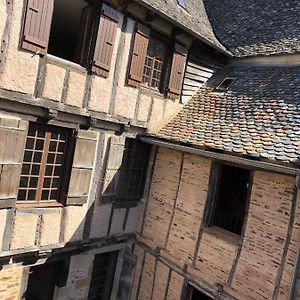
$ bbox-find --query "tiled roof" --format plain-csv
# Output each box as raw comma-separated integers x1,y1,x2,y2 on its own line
203,0,300,57
154,66,300,164
133,0,228,54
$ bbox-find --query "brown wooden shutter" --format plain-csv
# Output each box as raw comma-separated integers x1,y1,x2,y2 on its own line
101,136,125,202
167,43,188,98
21,0,54,55
66,130,98,205
74,4,95,67
92,4,121,78
0,116,28,209
127,23,150,87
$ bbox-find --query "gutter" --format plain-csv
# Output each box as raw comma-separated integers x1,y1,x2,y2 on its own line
139,137,300,176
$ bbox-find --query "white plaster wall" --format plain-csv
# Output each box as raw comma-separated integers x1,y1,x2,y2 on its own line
113,18,139,119
0,0,39,94
89,14,124,114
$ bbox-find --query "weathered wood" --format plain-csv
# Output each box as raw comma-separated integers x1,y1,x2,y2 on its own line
66,129,98,205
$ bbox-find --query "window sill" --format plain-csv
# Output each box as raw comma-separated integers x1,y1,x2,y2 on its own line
16,201,63,209
140,85,165,98
203,226,241,245
45,54,87,74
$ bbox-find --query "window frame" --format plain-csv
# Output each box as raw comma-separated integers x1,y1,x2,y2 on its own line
205,162,253,237
177,0,186,8
141,34,169,92
17,123,75,208
114,139,151,207
20,0,120,78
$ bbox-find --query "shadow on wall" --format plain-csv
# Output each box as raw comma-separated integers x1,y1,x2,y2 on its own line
16,137,140,300
203,0,300,55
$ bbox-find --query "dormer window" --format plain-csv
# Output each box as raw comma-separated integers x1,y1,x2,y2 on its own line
214,78,235,92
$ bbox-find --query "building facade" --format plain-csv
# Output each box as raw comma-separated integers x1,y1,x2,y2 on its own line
0,0,299,299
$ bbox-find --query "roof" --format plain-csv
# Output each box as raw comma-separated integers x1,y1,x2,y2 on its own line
203,0,300,57
154,66,300,164
133,0,228,54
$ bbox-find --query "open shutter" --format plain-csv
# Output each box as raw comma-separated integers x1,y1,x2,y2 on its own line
21,0,54,55
127,23,150,87
167,43,188,98
92,4,121,78
0,116,28,209
101,136,125,202
74,4,95,66
66,130,98,205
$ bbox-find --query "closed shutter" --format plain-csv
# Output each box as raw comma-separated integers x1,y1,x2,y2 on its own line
167,43,188,98
92,4,121,78
0,116,28,209
116,248,137,300
127,23,150,87
21,0,54,55
66,130,98,205
101,136,125,202
74,4,95,67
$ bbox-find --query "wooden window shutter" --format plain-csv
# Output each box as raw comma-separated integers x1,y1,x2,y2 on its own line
74,4,95,67
66,130,98,205
127,23,150,87
21,0,54,55
92,4,121,78
101,136,125,202
0,117,28,209
167,43,188,98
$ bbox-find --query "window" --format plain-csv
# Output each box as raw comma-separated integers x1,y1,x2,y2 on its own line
21,1,120,77
26,262,58,300
118,139,151,202
88,251,118,300
186,285,213,300
214,78,235,92
127,23,188,99
177,0,186,8
17,123,73,205
102,138,150,204
142,36,167,90
209,164,250,235
48,0,89,62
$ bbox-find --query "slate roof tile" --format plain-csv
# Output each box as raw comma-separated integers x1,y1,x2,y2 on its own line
203,0,300,57
154,66,300,164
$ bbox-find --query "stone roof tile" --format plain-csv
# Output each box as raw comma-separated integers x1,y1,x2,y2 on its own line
153,66,300,164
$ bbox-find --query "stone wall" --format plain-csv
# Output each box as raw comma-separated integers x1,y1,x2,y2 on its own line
136,146,299,300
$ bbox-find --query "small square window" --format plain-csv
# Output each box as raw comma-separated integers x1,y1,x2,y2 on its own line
177,0,186,8
214,78,235,92
208,164,251,235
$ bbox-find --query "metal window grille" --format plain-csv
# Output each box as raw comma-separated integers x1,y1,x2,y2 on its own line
88,251,118,300
142,37,167,90
17,123,71,205
211,164,250,235
117,139,150,202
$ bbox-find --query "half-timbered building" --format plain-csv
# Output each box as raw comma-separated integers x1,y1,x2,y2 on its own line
0,0,299,299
